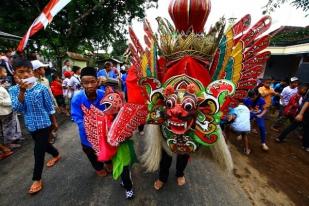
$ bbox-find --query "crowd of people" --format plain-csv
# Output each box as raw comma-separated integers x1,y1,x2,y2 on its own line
223,77,309,155
0,50,308,200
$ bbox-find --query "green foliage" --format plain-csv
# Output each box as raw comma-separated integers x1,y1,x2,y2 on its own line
270,27,309,46
263,0,309,16
110,37,128,60
0,0,158,58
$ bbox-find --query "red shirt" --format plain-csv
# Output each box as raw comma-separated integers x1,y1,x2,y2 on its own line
50,80,63,96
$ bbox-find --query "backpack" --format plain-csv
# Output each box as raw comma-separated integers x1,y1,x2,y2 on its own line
283,93,301,118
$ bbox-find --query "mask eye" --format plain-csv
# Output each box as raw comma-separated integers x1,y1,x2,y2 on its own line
108,96,113,100
166,99,174,108
166,95,177,108
183,102,193,111
182,97,196,111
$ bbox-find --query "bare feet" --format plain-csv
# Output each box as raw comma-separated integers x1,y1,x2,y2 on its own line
177,176,186,186
28,180,43,195
0,151,13,160
154,179,164,190
271,126,280,133
105,163,113,174
96,169,108,177
46,155,61,167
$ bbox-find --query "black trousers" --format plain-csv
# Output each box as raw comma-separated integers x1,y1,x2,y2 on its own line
138,125,144,132
31,127,59,181
303,112,309,148
278,120,302,141
81,144,112,171
158,149,190,183
121,166,133,190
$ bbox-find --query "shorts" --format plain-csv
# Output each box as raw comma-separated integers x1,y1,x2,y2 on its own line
55,95,65,107
232,130,249,136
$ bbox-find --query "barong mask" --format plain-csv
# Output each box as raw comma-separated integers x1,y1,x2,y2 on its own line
116,0,272,154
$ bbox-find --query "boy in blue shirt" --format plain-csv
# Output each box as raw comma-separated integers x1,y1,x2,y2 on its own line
244,90,269,151
71,67,111,176
71,67,135,199
9,57,60,195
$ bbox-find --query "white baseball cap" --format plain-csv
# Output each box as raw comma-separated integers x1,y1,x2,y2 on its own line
290,77,299,82
31,60,49,70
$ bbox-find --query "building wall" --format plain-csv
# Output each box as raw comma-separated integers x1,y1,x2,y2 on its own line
264,55,302,80
297,62,309,83
62,58,88,69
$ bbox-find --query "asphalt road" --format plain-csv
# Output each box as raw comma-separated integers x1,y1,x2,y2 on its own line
0,118,251,206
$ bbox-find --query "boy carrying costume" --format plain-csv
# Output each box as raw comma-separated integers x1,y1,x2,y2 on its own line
71,67,111,177
71,67,139,199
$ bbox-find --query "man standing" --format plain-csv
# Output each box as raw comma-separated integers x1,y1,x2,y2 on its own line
62,60,71,79
97,62,119,90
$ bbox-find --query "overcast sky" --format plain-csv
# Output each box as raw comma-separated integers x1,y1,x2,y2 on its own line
131,0,309,43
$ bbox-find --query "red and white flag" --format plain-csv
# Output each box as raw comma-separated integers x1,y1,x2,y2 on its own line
17,0,71,52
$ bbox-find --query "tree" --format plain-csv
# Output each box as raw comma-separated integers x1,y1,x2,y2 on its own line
0,0,158,58
263,0,309,16
110,37,128,60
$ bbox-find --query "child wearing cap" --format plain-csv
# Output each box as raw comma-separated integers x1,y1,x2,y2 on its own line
9,57,61,195
31,60,59,111
271,77,299,132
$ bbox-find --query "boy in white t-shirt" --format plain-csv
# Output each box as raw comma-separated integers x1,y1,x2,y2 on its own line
62,71,72,116
272,77,299,132
224,102,251,155
68,66,81,98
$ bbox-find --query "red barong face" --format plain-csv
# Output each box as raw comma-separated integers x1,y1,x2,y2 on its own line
144,73,236,153
165,91,197,135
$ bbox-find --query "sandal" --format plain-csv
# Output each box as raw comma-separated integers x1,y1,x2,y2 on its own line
244,148,251,155
46,155,61,167
177,176,186,186
28,180,43,195
154,179,164,190
0,151,13,160
96,169,108,177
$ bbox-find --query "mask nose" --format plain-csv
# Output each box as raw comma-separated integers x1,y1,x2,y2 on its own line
170,104,182,116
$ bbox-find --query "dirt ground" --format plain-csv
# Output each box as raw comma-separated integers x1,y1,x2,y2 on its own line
229,115,309,206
